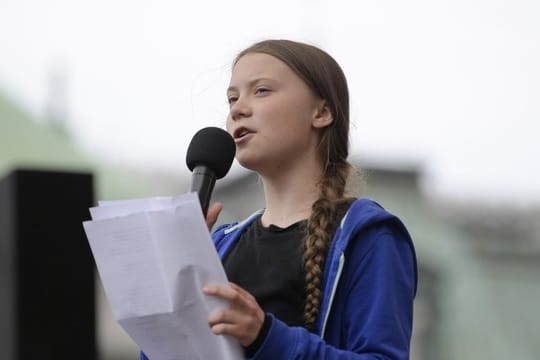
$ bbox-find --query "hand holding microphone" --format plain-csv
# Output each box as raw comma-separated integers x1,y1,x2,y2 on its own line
205,203,223,231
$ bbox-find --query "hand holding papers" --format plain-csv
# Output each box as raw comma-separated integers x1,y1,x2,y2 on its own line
83,193,242,360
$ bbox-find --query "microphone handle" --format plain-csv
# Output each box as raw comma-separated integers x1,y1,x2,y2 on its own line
189,165,216,217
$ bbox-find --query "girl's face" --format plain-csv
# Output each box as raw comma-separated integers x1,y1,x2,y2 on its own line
226,53,330,175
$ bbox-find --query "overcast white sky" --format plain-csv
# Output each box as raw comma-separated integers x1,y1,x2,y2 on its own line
1,0,539,205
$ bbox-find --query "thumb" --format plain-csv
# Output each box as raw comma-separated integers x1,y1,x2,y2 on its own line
206,202,223,231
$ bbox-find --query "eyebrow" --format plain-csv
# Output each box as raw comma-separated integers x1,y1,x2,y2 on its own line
226,77,276,94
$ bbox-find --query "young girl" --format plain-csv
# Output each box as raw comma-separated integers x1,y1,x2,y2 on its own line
143,39,417,359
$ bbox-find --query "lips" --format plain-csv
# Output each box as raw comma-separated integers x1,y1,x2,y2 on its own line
233,127,254,140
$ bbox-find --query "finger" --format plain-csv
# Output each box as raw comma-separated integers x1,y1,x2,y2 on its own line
208,309,225,326
206,202,223,230
207,308,244,326
204,284,254,314
203,284,238,301
208,312,262,346
210,322,241,337
229,282,257,302
209,313,262,347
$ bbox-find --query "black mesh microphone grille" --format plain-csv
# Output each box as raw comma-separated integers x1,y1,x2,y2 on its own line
186,127,236,179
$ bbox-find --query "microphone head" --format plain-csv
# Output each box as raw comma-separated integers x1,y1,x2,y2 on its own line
186,127,236,179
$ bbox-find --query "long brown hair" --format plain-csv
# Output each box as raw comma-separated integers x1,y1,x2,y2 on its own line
234,39,353,329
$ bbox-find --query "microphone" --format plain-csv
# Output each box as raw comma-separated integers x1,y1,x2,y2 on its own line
186,127,236,216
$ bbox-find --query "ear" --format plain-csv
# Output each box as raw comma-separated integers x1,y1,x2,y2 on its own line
312,100,333,129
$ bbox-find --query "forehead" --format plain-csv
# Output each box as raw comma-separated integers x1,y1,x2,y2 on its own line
229,53,297,85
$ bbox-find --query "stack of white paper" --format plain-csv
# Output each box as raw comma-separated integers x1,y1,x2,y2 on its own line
83,192,242,360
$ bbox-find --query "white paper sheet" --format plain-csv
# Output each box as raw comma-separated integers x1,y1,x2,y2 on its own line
83,192,242,360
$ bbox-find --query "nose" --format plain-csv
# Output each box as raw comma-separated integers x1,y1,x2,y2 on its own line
229,95,252,121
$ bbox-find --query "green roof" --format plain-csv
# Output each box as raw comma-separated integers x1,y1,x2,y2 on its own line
0,91,93,174
0,90,177,200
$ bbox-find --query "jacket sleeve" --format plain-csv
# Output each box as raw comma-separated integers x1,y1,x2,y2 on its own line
249,225,417,360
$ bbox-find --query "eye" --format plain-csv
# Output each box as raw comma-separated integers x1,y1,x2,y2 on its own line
254,87,270,95
227,95,238,105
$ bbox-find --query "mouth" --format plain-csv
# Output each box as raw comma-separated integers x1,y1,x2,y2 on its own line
233,127,254,141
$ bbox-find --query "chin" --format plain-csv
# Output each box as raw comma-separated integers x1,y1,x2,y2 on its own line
235,153,265,173
236,158,258,172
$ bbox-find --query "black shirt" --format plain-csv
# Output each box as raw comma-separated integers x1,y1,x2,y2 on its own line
222,216,307,327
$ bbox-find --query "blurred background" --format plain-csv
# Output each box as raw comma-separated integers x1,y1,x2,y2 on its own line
1,0,539,359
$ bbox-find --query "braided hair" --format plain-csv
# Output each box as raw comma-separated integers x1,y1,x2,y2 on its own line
234,40,353,329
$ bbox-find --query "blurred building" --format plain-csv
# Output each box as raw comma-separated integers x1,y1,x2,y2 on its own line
0,90,190,200
2,91,539,359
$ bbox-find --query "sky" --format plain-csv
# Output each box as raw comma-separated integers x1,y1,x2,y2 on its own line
1,0,539,206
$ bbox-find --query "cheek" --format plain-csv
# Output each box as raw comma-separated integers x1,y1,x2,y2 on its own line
275,95,315,126
273,106,313,134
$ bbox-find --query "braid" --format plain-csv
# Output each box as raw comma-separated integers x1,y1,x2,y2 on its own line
303,161,352,329
234,39,353,330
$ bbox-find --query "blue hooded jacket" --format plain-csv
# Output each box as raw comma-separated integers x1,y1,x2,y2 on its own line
141,198,417,359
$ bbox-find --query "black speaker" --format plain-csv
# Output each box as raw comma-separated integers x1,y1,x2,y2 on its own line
0,169,96,360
